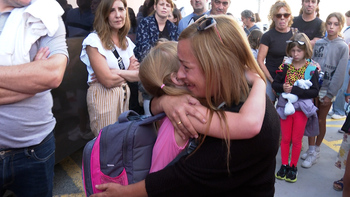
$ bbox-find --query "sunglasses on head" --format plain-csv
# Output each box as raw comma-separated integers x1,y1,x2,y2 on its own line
286,40,305,45
196,16,223,44
275,13,291,19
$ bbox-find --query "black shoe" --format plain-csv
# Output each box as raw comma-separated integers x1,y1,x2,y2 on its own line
275,164,290,180
285,165,298,183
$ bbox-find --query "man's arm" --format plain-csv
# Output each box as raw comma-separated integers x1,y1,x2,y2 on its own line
0,88,34,105
0,53,68,94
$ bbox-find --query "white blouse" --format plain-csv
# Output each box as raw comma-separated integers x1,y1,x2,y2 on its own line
80,32,135,83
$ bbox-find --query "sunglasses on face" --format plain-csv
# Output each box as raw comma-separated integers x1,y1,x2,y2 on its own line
197,16,223,44
275,13,291,19
286,40,305,45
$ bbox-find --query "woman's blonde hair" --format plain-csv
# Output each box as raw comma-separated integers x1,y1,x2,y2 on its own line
179,15,266,170
325,12,345,38
268,0,293,30
139,41,189,97
93,0,130,50
180,15,265,109
286,33,313,59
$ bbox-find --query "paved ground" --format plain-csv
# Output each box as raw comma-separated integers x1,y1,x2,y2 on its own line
275,117,345,197
51,115,346,197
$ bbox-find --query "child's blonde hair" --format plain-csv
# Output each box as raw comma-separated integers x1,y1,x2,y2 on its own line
139,41,189,97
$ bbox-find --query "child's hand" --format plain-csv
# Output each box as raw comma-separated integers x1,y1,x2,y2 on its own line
283,83,292,93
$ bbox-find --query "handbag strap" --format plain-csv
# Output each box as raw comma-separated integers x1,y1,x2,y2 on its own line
112,47,125,70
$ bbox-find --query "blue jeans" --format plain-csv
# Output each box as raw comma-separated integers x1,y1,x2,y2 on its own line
0,131,55,197
332,60,350,116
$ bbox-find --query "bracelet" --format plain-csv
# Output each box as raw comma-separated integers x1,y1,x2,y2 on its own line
344,93,350,96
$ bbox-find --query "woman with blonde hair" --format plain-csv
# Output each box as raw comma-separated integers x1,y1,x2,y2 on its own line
140,40,267,173
257,0,294,103
80,0,140,136
91,15,280,197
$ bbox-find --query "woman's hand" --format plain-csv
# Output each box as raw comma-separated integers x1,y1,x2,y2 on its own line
109,69,126,85
158,95,206,139
90,181,147,197
283,83,292,93
128,56,140,71
90,183,124,197
90,73,99,83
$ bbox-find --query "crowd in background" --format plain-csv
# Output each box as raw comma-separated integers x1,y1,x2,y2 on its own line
57,0,350,194
1,0,349,195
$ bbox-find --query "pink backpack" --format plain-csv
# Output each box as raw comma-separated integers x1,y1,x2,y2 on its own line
82,110,165,196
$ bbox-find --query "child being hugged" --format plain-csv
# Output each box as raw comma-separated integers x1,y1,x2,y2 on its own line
302,12,350,169
139,40,267,173
272,33,320,183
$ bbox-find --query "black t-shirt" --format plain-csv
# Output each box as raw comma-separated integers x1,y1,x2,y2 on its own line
292,15,324,40
145,97,281,197
260,28,293,79
159,26,170,40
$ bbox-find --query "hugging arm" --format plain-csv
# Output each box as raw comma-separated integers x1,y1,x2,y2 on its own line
187,71,266,139
151,70,266,139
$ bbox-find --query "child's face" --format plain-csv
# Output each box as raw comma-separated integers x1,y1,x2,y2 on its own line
290,45,305,63
326,16,341,40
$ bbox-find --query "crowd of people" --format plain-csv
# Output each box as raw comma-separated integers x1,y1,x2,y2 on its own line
1,0,350,196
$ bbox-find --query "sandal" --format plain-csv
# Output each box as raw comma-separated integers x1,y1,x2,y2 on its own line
333,178,344,191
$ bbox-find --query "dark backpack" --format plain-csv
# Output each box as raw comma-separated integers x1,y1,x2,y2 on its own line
82,110,165,196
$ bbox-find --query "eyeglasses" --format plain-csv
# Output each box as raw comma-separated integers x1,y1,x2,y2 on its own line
275,13,291,19
197,16,223,44
286,40,305,45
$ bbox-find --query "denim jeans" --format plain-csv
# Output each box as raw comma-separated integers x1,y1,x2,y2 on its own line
332,60,350,116
0,131,55,197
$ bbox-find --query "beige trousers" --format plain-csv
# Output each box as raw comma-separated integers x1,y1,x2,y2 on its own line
87,82,130,136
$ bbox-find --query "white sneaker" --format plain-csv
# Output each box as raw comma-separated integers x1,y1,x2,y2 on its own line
301,149,310,160
331,114,346,119
301,151,318,168
328,110,335,116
